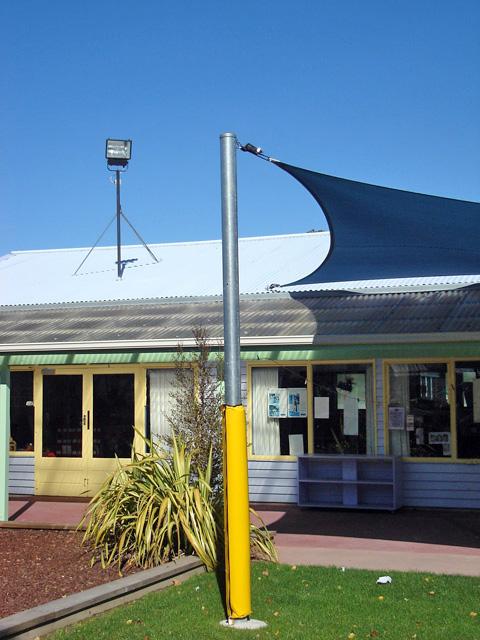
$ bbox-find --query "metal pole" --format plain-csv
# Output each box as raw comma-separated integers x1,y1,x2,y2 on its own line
221,133,241,406
220,132,267,628
0,368,10,522
116,170,122,279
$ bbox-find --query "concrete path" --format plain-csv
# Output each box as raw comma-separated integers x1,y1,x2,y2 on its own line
255,505,480,576
6,497,480,576
7,498,88,528
274,532,480,576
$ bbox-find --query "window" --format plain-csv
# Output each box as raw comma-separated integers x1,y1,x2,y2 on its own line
147,369,177,444
92,374,134,458
10,371,34,452
252,366,307,456
455,361,480,459
43,375,82,457
313,363,374,455
388,363,450,457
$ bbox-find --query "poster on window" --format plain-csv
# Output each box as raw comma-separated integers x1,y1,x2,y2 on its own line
314,396,329,419
343,396,359,435
336,374,366,410
287,388,307,418
267,388,287,418
406,414,415,431
428,431,450,445
388,405,405,430
288,434,305,455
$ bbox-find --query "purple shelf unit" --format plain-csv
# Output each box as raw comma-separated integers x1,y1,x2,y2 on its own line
297,455,403,511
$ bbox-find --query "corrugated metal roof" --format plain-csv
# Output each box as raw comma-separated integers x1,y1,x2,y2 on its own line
2,287,480,350
2,232,480,307
283,274,480,294
0,233,330,306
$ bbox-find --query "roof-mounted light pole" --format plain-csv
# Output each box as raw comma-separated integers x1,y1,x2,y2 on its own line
105,139,132,279
74,139,158,278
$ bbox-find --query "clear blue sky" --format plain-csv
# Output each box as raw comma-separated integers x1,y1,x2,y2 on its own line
1,1,479,256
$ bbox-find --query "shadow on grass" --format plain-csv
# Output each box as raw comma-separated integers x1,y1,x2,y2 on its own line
214,513,228,620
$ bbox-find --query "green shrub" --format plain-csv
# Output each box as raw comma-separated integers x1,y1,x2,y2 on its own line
82,435,276,572
165,327,224,497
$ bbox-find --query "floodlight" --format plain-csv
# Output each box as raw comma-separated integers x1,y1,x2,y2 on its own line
105,139,132,167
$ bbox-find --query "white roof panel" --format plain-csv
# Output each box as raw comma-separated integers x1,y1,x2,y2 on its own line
2,231,480,307
0,232,330,305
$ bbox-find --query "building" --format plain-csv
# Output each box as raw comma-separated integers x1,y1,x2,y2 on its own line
2,231,480,514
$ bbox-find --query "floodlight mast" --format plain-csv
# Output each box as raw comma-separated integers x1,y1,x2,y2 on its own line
105,139,132,279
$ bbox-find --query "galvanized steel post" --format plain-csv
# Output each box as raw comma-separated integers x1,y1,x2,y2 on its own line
220,132,252,623
116,170,122,279
221,133,242,406
0,367,10,522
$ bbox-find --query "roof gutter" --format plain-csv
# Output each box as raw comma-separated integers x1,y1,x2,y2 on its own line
312,332,480,345
0,335,316,353
1,331,480,353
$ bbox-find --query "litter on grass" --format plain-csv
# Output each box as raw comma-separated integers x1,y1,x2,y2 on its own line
376,576,392,584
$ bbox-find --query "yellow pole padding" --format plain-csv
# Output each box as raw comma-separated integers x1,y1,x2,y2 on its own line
223,404,252,619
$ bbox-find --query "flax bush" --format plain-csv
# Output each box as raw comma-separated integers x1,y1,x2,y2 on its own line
82,435,276,571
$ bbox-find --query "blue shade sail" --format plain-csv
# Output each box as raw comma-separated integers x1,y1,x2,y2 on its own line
273,161,480,286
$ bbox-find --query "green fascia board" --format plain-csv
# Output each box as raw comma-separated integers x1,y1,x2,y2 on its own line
0,351,180,366
242,342,480,360
2,341,480,367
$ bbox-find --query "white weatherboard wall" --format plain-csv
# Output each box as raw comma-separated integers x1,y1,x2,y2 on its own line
402,462,480,509
248,460,298,503
247,458,480,508
9,456,34,495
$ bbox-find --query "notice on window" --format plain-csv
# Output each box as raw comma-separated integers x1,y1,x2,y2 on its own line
406,414,415,431
314,396,329,419
473,379,480,423
336,373,366,410
288,388,307,418
343,396,359,435
267,388,287,418
288,434,305,455
415,427,424,445
388,405,405,430
428,431,450,445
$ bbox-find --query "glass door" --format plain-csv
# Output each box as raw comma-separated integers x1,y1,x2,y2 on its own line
43,375,83,458
36,371,137,497
37,374,86,496
92,374,135,458
86,373,136,495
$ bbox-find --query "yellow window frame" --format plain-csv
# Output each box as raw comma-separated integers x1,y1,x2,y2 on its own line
247,359,377,461
383,357,480,464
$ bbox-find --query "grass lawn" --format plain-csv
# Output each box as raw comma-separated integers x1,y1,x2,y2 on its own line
50,562,480,640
